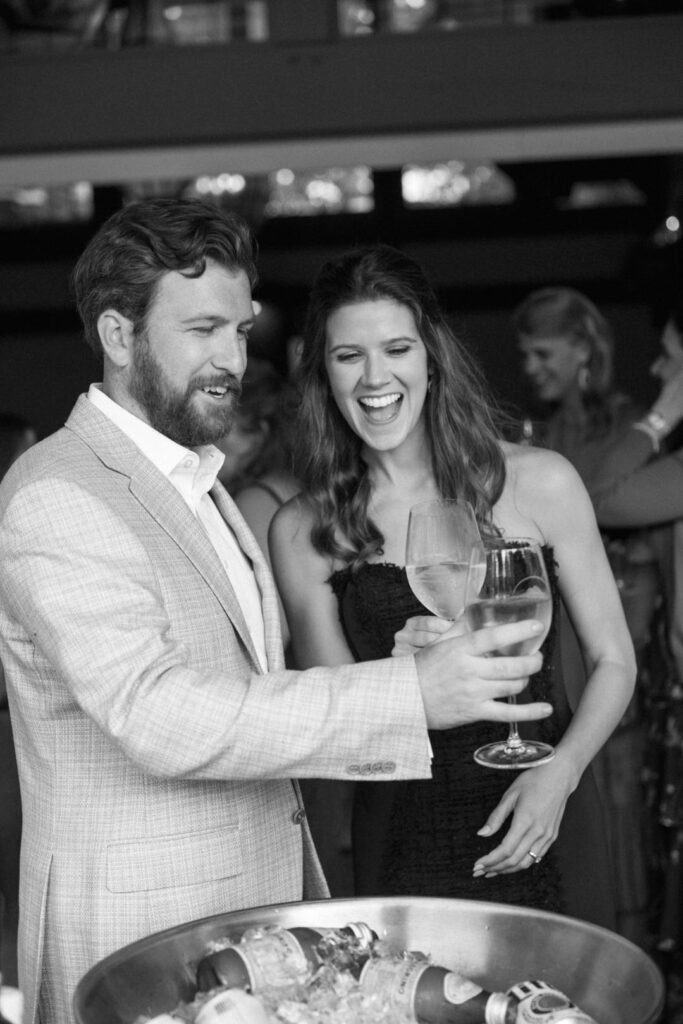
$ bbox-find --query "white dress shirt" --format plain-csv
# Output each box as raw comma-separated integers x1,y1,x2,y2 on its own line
88,384,267,670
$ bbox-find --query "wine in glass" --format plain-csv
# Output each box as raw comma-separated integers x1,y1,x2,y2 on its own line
464,537,554,769
405,499,485,621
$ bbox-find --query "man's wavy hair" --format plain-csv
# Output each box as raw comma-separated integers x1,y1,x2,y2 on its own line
71,197,258,358
295,244,507,567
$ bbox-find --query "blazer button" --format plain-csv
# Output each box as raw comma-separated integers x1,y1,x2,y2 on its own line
292,808,306,825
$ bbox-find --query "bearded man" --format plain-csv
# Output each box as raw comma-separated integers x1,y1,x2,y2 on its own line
0,197,551,1024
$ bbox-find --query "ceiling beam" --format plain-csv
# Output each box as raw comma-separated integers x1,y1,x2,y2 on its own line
2,14,682,187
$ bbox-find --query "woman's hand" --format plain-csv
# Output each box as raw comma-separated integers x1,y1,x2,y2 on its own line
651,364,683,436
392,615,464,656
471,753,579,877
651,318,683,431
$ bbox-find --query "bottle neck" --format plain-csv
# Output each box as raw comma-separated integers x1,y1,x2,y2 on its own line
343,922,377,948
486,990,518,1024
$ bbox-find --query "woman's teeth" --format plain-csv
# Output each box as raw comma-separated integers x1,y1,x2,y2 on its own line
359,393,401,409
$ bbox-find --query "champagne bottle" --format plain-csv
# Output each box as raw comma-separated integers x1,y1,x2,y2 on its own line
509,980,599,1023
196,922,377,993
359,956,518,1024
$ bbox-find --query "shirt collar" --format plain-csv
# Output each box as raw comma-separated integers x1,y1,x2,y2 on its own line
87,384,225,504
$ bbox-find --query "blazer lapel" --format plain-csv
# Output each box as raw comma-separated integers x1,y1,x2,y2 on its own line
66,395,262,670
129,472,263,669
211,482,285,672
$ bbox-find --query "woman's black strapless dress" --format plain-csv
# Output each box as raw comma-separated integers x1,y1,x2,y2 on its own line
329,551,617,927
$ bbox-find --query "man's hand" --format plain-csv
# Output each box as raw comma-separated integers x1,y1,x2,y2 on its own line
413,619,551,729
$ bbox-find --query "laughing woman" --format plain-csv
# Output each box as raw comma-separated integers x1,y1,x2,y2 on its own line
269,244,635,926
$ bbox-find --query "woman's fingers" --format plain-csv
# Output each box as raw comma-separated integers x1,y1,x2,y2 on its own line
471,770,567,876
473,827,551,876
392,614,455,655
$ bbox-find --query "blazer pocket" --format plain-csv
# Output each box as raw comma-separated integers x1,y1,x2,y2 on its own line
106,824,243,893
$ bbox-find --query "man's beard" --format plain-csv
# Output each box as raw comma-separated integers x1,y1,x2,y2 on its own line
129,332,242,448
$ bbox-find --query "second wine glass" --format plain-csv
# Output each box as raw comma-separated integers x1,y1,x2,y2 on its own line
405,499,485,621
464,538,554,769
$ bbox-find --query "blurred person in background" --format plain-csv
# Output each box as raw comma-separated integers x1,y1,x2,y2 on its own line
513,287,659,654
0,413,37,998
590,307,683,991
513,286,641,482
218,358,300,567
513,285,663,945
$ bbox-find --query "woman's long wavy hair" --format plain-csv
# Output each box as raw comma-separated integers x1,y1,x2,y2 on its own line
512,286,623,438
295,244,507,567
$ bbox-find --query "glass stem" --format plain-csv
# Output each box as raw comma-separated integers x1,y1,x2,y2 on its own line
505,694,524,750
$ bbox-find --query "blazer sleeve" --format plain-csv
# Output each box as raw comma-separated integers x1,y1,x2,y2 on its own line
589,427,683,528
0,476,431,783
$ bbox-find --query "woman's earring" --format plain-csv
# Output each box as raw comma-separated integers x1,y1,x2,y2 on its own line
577,365,590,392
427,375,433,393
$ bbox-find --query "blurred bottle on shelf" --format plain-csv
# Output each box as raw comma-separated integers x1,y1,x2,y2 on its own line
121,0,267,46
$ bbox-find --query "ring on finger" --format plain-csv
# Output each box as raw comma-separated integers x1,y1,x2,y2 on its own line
528,849,541,864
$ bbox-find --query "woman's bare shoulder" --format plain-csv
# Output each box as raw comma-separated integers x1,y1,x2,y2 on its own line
498,441,596,544
269,494,340,598
501,440,582,492
270,493,314,547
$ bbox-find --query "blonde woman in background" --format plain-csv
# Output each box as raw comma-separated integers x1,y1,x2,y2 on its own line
513,286,663,946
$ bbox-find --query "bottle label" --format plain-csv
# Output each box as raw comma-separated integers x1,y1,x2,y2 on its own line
236,931,310,990
443,973,484,1005
360,957,430,1012
360,959,484,1014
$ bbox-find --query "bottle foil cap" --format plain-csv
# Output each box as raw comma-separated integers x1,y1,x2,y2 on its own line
345,922,376,947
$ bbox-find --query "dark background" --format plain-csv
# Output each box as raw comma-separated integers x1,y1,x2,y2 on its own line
2,6,683,438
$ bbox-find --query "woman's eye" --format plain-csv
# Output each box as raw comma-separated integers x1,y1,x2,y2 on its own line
336,351,361,363
388,346,410,356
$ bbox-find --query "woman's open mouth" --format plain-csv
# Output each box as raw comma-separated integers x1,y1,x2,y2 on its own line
357,393,403,423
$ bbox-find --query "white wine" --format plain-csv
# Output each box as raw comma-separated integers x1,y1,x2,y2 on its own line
406,561,473,619
465,593,552,655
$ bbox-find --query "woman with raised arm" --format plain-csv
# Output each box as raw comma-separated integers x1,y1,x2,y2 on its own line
270,245,635,927
514,286,667,943
590,309,683,960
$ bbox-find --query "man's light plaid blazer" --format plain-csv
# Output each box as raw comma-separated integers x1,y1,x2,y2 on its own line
0,395,430,1024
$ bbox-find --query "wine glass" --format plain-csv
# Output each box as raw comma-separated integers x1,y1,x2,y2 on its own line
464,537,554,769
405,499,485,621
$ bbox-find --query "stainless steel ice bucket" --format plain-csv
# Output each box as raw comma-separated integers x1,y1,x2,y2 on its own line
73,896,665,1024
